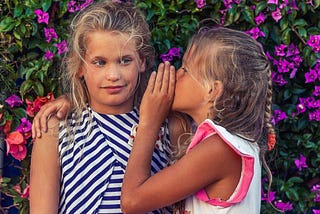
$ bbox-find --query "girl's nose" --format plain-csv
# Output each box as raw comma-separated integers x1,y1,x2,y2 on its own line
105,65,121,81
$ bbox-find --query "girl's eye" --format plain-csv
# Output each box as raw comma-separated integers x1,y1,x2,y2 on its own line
120,57,132,65
92,59,106,67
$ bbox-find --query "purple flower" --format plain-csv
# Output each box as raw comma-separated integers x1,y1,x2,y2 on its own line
16,118,32,134
80,0,94,10
274,201,293,211
296,102,306,114
261,190,276,203
195,0,206,9
68,1,80,12
272,8,282,22
286,43,300,57
246,27,265,40
305,69,318,83
44,50,54,62
307,35,320,53
267,0,278,4
271,109,287,125
294,154,308,171
44,27,58,43
274,44,287,56
55,40,68,55
34,9,49,25
160,47,181,62
313,209,320,214
309,110,320,121
5,94,23,108
271,73,287,86
313,86,320,96
254,13,266,25
168,47,181,58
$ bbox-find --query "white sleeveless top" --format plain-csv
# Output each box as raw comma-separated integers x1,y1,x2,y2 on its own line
184,119,261,214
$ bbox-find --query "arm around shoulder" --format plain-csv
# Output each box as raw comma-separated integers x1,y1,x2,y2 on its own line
29,116,61,214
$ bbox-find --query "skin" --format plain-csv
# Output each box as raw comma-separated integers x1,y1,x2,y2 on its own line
120,54,242,213
29,30,147,213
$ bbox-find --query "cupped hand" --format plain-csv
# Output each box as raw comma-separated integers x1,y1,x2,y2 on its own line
139,61,176,131
32,95,71,139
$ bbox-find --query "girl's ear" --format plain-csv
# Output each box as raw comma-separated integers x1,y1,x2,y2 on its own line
207,80,223,101
139,58,146,73
77,68,84,78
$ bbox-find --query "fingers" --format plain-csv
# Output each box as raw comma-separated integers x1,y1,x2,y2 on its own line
154,61,175,94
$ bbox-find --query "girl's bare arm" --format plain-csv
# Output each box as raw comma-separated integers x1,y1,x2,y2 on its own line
30,116,61,214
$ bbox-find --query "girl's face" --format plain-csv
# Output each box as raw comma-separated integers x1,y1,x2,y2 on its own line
79,31,145,114
172,53,208,123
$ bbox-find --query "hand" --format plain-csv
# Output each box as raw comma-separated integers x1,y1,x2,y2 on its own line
32,95,71,138
139,61,176,131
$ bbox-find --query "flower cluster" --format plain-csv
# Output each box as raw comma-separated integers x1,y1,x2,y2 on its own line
160,47,181,62
67,0,94,13
34,9,68,62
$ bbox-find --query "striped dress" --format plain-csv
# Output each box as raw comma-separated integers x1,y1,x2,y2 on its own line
58,107,172,213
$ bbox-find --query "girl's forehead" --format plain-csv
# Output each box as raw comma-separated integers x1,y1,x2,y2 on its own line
85,30,140,57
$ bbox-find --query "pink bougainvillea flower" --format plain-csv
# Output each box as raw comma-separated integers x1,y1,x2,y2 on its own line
274,201,293,211
272,8,282,22
44,50,54,62
261,190,276,203
307,35,320,53
305,69,318,83
254,13,266,25
313,209,320,214
44,27,58,43
5,131,27,161
274,44,287,56
80,0,94,10
195,0,206,9
67,1,79,12
5,94,23,108
21,185,30,198
271,109,287,125
294,154,308,171
16,118,32,140
246,27,265,40
34,9,49,25
160,47,181,62
313,86,320,96
267,0,278,4
55,40,68,55
26,92,55,117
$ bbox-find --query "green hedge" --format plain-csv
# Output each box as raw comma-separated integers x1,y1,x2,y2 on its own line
0,0,319,213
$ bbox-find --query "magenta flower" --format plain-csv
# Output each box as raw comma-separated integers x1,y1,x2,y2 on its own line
246,27,265,40
44,27,58,43
271,73,287,86
254,13,266,25
195,0,206,9
16,118,32,138
309,110,320,121
68,1,79,12
313,209,320,214
5,94,23,108
160,47,181,62
34,9,49,25
267,0,278,4
271,109,288,125
272,8,282,22
313,86,320,96
274,44,287,56
274,201,293,211
55,40,68,55
286,44,300,57
307,35,320,53
294,154,308,171
44,50,54,62
261,190,276,203
305,69,318,83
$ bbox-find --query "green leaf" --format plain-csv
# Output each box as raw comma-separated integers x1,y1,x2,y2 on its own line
20,79,34,95
297,27,307,38
288,176,304,183
293,19,308,27
33,81,44,96
13,5,23,18
42,0,52,12
242,6,255,25
0,17,15,32
255,1,267,15
12,108,27,119
281,28,291,44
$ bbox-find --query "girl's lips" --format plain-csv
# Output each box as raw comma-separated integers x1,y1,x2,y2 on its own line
103,86,123,93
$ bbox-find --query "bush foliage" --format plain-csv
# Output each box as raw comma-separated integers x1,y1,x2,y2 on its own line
0,0,319,213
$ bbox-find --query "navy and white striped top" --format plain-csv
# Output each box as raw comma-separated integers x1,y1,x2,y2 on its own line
58,107,172,213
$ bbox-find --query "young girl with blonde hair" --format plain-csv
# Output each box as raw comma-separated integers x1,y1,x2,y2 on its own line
29,1,178,213
121,27,275,214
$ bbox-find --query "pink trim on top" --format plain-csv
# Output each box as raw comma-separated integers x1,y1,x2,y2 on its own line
186,120,255,208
